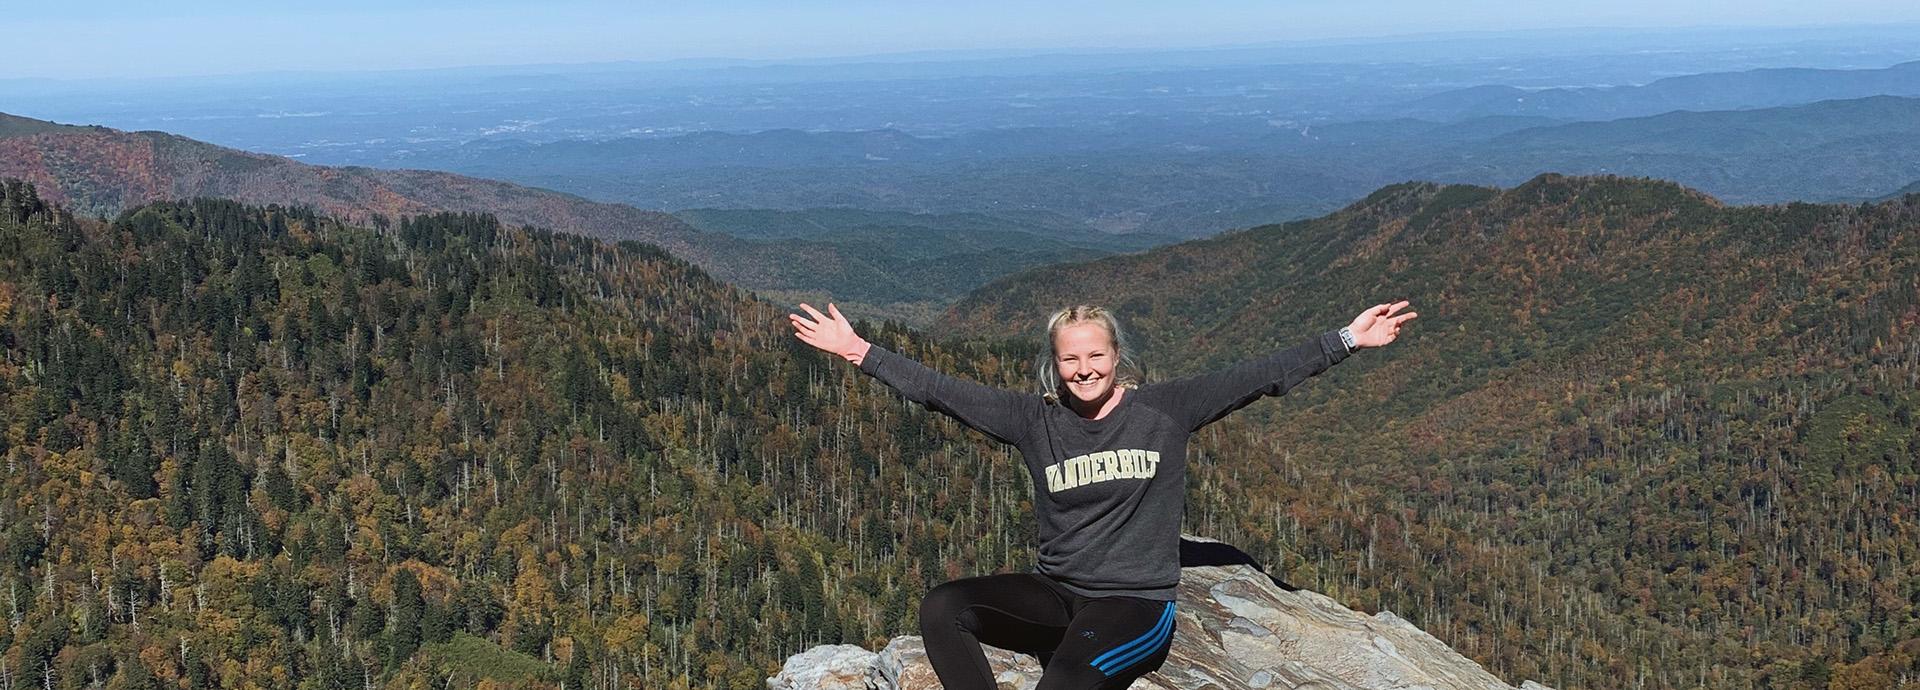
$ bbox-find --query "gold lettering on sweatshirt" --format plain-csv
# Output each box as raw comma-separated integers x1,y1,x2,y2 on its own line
1045,450,1159,493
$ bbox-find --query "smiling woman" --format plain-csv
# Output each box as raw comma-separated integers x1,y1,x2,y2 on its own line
788,299,1415,689
1038,305,1143,418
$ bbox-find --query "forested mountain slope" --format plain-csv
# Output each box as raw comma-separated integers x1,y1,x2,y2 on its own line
939,174,1920,687
0,181,1061,688
0,115,699,250
2,174,1916,689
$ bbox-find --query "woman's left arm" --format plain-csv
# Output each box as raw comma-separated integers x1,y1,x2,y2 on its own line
1151,301,1417,432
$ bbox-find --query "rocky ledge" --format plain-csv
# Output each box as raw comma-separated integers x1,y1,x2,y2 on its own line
770,539,1553,690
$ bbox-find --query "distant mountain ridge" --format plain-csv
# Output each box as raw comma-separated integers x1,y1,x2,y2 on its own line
1398,59,1920,121
1406,95,1920,202
1880,179,1920,201
0,112,1131,321
936,172,1911,375
370,94,1920,238
0,112,106,138
0,112,703,249
672,207,1174,250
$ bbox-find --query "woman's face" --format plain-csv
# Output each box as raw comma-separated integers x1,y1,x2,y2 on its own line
1053,322,1118,405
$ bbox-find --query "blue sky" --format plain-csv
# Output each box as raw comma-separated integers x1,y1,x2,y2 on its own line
13,1,1920,80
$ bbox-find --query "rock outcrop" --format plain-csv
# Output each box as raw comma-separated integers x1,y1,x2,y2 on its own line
770,539,1552,690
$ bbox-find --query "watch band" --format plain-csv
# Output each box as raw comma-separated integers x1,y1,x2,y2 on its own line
1337,327,1358,353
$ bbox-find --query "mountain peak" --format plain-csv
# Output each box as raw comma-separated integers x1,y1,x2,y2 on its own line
0,110,702,249
0,111,107,139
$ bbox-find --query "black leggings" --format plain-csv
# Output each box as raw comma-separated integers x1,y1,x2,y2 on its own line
919,573,1176,690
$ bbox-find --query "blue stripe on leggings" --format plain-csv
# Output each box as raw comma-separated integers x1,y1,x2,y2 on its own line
1090,602,1175,676
1096,604,1174,676
1087,603,1171,669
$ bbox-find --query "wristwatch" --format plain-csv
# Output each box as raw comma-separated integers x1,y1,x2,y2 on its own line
1337,327,1358,353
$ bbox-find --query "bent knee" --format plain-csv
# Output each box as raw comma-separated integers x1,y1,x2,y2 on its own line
918,581,972,630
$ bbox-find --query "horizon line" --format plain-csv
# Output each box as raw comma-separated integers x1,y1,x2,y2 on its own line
7,20,1920,85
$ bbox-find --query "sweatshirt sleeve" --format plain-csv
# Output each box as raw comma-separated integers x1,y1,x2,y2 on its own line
1144,330,1352,433
857,344,1038,446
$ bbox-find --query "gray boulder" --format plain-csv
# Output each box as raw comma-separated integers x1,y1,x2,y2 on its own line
768,644,878,690
770,540,1551,690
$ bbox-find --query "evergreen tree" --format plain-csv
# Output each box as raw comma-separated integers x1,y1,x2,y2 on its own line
389,569,424,668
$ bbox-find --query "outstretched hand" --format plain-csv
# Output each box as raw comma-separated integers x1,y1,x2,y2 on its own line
1347,300,1418,349
789,303,872,364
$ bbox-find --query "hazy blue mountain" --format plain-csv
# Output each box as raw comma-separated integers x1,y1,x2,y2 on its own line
1410,95,1920,202
9,26,1919,169
670,207,1185,322
1877,179,1920,201
454,146,1371,238
673,207,1175,250
1400,60,1920,121
8,28,1916,244
362,95,1920,235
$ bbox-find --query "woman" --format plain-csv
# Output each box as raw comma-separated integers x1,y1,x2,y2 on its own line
789,301,1417,690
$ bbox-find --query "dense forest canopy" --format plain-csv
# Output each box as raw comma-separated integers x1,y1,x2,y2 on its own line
0,180,1056,689
0,177,1917,688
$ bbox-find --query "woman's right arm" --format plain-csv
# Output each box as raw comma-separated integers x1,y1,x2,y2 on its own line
791,303,1034,446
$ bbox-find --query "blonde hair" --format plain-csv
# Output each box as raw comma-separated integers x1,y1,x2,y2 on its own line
1037,305,1144,404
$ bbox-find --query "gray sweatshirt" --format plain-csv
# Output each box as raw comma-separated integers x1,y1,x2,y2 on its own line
858,330,1352,600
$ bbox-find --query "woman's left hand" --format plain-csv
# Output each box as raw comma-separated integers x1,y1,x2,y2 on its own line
1347,301,1418,349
